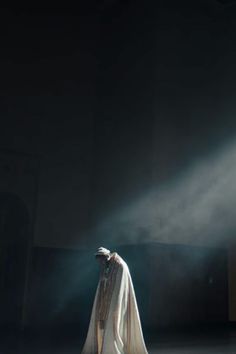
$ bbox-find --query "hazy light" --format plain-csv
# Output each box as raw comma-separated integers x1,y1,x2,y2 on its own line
95,139,236,247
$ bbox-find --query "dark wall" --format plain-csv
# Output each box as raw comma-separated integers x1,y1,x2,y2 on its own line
91,0,236,227
1,2,236,249
145,243,228,329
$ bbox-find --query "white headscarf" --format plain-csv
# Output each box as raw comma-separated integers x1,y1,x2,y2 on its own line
94,247,111,257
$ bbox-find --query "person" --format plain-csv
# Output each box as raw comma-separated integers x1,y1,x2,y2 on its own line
81,247,148,354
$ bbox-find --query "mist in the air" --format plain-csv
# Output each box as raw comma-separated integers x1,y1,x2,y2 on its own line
94,139,236,247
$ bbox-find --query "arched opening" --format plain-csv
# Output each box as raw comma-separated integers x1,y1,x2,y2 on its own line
0,192,30,330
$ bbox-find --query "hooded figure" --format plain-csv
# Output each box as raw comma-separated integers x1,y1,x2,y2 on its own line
81,247,148,354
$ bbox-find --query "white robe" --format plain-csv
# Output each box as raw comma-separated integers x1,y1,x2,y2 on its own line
81,253,148,354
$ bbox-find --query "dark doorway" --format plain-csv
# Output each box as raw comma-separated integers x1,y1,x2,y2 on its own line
0,193,30,330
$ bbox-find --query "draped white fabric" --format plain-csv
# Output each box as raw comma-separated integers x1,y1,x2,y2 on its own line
81,253,148,354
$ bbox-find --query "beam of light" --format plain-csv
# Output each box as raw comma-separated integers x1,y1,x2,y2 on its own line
49,250,98,317
93,139,236,248
55,139,236,319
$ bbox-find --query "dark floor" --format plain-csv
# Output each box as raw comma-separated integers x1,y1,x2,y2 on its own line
1,328,236,353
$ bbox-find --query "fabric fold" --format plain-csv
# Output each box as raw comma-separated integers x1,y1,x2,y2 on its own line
81,252,148,354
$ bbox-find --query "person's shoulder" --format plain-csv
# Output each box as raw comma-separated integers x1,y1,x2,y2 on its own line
111,253,129,272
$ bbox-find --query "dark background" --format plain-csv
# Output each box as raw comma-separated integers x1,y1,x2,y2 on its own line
0,0,236,342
